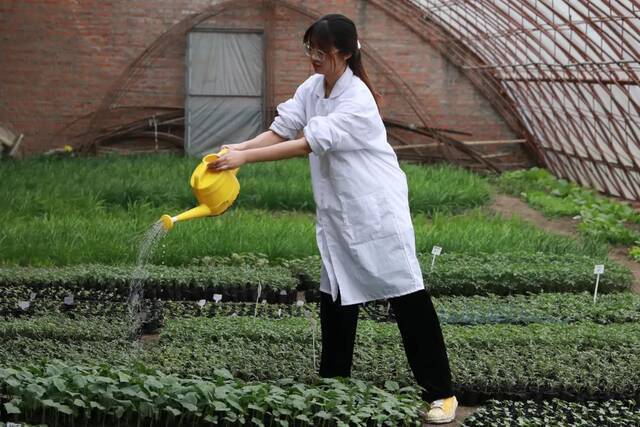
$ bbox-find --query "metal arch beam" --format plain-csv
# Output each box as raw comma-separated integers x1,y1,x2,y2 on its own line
465,2,599,191
81,0,500,170
382,0,548,164
87,0,441,135
512,0,640,199
362,0,544,168
414,0,640,200
422,1,586,189
492,0,631,198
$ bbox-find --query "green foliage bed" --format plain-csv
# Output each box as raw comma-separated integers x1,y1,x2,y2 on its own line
496,167,640,245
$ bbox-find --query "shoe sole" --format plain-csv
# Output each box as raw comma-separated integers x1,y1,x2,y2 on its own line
425,402,458,425
425,414,456,424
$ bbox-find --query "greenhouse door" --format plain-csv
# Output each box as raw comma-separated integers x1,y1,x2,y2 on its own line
185,29,264,157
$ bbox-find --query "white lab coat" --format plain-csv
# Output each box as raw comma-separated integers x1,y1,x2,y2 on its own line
269,66,424,305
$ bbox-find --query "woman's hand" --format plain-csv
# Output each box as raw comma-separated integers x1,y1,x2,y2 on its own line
222,142,248,151
207,150,248,171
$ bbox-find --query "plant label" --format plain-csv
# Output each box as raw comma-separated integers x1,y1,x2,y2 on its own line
197,299,206,308
431,246,442,256
296,300,304,307
213,294,222,303
7,423,22,427
261,299,267,304
277,308,282,317
592,266,605,304
18,301,30,311
29,292,37,301
64,295,74,306
279,290,287,296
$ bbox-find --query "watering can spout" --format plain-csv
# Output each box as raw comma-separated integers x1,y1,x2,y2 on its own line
160,148,240,230
161,205,212,230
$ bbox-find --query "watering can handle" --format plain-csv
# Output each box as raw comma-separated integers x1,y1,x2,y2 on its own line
196,148,232,187
203,147,230,165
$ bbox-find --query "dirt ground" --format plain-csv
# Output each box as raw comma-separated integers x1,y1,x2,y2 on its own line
450,406,478,426
488,193,640,294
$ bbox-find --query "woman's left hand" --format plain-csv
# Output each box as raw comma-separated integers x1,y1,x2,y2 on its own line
208,150,248,171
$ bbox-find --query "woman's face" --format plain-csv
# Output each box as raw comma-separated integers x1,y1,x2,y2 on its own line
305,43,351,76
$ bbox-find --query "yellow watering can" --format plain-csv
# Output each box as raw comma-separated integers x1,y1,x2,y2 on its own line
160,148,240,230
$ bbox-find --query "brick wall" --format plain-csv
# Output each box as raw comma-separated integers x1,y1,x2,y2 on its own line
0,0,519,155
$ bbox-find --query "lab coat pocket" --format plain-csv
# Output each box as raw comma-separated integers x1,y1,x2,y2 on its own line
342,191,398,244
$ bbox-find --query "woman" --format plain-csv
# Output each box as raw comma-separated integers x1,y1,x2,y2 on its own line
209,14,457,425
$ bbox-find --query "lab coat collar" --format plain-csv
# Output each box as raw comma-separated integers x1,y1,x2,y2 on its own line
313,66,354,99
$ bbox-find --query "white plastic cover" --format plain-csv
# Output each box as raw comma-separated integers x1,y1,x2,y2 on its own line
186,31,263,157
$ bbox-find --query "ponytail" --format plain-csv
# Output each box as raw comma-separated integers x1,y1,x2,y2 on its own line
348,49,382,111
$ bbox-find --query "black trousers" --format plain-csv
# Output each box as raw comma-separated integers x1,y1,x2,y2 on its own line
319,289,454,402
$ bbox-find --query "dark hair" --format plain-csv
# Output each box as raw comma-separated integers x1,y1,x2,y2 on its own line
303,14,382,110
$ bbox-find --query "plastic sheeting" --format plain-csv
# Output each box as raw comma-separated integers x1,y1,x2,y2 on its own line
185,31,263,157
411,0,640,200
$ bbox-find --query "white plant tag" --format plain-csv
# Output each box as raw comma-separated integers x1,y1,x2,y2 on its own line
296,300,304,307
213,294,222,303
279,290,287,296
429,246,442,273
63,295,74,305
29,292,37,301
261,299,267,304
18,301,30,311
277,308,282,317
197,299,206,308
593,265,605,304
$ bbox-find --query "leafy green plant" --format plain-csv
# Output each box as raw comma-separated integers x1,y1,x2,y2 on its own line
0,154,491,216
629,242,640,262
497,167,640,245
0,251,630,303
141,318,640,403
2,315,640,405
0,264,298,301
463,399,640,426
4,292,639,326
0,316,129,342
0,361,423,426
1,159,606,267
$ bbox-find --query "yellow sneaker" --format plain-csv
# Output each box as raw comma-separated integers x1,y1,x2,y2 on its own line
421,396,458,424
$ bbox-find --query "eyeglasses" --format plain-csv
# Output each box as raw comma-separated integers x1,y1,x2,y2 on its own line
303,43,336,61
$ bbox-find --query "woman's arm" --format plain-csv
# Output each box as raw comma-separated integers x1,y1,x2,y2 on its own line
208,137,311,171
228,130,286,151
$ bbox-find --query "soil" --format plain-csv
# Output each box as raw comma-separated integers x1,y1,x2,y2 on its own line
452,406,478,426
489,193,640,294
139,333,160,345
